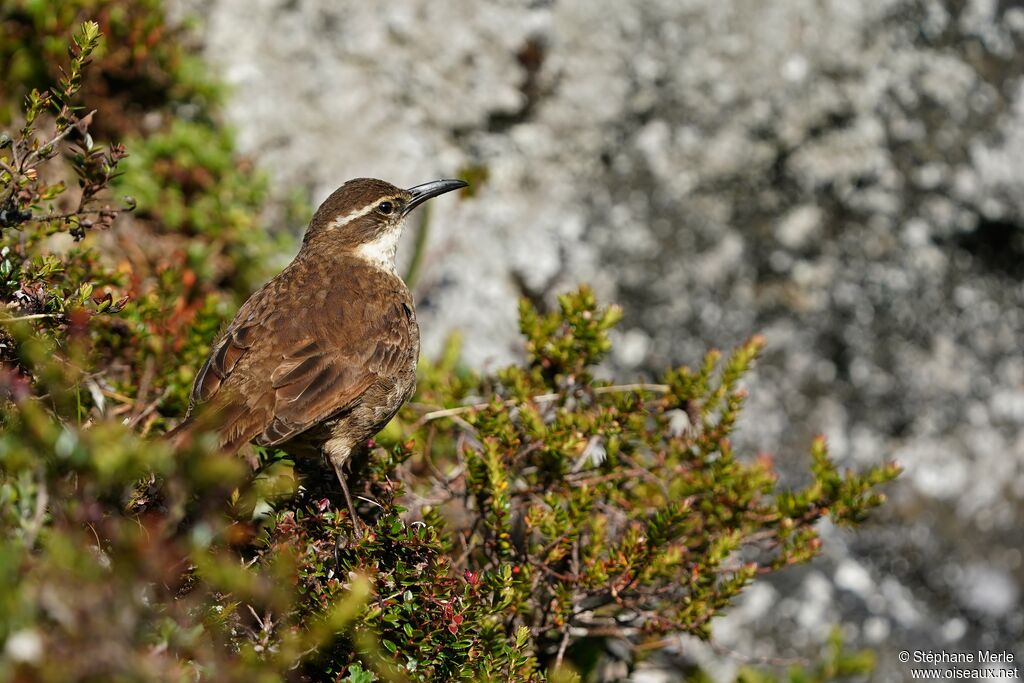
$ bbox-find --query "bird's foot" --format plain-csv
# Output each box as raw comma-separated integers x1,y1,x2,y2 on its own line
327,455,363,541
332,476,363,571
338,474,362,540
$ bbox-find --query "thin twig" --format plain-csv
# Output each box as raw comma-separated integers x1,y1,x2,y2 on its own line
527,557,576,583
84,521,102,550
594,383,669,395
568,623,640,639
34,196,132,226
10,136,21,169
100,387,135,405
29,208,109,223
553,626,571,670
415,383,671,425
22,111,95,169
0,313,61,323
564,467,648,487
125,387,171,429
140,411,160,437
134,357,155,415
415,399,509,423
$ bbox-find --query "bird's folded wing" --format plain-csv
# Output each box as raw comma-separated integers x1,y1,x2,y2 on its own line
256,339,379,445
189,290,412,449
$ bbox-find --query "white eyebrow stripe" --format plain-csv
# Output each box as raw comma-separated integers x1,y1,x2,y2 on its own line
327,202,377,230
326,195,403,230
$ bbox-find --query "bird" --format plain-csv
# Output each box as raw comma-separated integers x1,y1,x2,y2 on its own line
168,177,468,532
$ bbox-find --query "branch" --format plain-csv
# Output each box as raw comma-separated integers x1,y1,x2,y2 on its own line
414,383,671,425
593,383,670,395
553,626,571,670
22,110,95,170
0,313,62,323
31,208,107,223
124,387,172,429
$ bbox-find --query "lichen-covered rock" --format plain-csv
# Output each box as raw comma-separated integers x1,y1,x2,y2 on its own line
169,0,1024,677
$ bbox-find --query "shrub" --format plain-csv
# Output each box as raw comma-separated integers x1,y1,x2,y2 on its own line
0,2,287,422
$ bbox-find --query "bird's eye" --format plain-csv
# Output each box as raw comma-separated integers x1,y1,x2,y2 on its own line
377,201,394,215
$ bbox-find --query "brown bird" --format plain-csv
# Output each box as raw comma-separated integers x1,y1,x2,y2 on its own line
169,177,468,530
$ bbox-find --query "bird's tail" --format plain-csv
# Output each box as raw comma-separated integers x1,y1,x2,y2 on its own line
163,404,255,454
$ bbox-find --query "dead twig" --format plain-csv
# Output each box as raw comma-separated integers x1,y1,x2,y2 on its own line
553,625,571,670
125,386,171,429
0,313,62,323
414,383,671,426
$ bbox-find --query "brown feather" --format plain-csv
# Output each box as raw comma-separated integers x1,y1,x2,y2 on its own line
181,250,417,454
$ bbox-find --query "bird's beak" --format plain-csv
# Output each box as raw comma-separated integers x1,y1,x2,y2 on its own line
404,179,468,216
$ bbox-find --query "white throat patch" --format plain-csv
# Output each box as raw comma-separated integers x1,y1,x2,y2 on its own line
354,225,402,272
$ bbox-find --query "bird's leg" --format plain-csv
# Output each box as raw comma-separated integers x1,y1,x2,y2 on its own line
326,450,361,539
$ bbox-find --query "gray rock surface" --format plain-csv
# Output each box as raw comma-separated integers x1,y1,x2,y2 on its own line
169,0,1024,679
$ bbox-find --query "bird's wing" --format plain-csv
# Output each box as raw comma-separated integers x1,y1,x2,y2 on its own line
190,306,260,408
256,296,413,446
188,268,414,450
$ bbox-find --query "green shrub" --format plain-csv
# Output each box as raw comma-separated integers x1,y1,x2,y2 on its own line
0,3,287,421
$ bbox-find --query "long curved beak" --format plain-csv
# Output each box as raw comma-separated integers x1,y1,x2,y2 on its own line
404,179,468,216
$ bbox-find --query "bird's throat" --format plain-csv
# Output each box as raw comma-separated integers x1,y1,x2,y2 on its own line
352,227,401,273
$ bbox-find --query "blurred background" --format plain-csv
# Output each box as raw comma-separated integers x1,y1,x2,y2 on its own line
66,0,1024,679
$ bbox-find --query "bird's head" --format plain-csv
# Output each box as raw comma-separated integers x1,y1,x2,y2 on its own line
303,177,467,271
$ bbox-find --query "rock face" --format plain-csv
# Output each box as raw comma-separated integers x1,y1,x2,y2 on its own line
171,0,1024,677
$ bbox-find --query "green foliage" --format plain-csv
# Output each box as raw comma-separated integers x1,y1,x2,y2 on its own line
518,287,622,386
0,4,285,424
0,14,899,683
0,0,219,129
382,289,898,670
115,119,288,296
0,19,128,237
